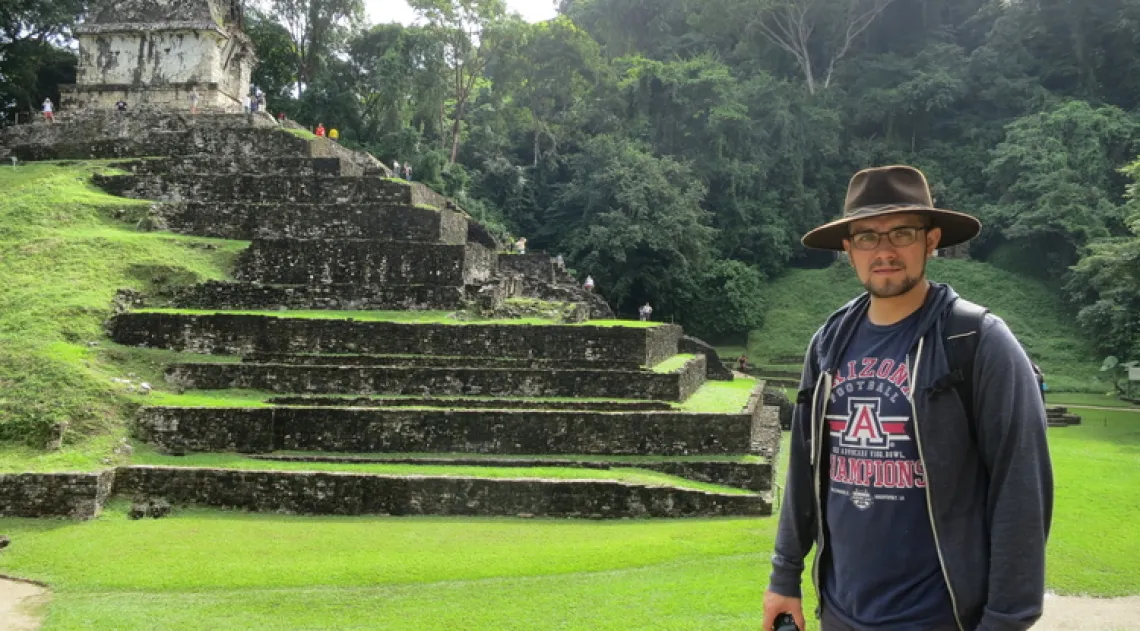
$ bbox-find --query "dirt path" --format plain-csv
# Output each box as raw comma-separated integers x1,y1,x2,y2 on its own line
0,577,48,631
1038,592,1140,630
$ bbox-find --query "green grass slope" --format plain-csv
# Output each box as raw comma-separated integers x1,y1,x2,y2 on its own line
748,260,1105,392
0,162,246,447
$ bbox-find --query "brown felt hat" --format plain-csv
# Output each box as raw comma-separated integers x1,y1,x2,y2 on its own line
801,165,982,251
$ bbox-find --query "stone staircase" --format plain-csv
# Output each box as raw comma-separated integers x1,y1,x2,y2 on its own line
1,113,780,519
1046,406,1082,427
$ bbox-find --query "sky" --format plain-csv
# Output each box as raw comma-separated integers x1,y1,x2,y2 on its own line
364,0,560,25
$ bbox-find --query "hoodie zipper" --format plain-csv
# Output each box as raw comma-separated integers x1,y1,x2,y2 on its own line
810,370,830,613
908,338,965,631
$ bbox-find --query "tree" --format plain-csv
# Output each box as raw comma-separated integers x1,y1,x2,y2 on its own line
982,100,1138,278
246,8,299,102
269,0,364,95
1067,156,1140,361
756,0,895,93
548,135,716,313
408,0,509,163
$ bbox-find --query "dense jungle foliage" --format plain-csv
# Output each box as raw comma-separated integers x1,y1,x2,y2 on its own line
5,0,1140,363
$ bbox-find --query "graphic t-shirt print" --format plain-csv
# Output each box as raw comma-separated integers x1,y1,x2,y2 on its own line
826,356,925,511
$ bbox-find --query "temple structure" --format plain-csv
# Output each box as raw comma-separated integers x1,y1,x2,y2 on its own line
60,0,256,111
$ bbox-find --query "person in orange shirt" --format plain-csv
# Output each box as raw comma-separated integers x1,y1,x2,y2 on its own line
315,123,326,137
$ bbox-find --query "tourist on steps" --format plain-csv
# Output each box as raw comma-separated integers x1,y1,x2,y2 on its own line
42,98,54,122
404,163,413,181
315,123,326,137
763,165,1053,631
583,275,594,292
115,99,127,115
638,303,653,321
188,88,199,115
329,128,339,142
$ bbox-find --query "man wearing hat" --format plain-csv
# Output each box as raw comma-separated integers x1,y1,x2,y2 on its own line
763,166,1053,631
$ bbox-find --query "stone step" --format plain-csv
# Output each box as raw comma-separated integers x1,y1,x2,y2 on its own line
163,356,707,400
135,397,762,456
168,281,469,311
234,240,495,286
97,173,432,205
250,355,645,371
151,201,468,243
108,312,683,366
111,466,770,518
10,126,307,162
248,453,772,492
112,156,351,178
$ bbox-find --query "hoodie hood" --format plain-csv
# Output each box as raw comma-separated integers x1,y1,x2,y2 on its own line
817,282,961,381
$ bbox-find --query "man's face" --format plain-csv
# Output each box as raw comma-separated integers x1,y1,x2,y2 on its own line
843,213,941,299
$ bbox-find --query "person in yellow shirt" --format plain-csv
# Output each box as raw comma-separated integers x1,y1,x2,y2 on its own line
329,128,340,141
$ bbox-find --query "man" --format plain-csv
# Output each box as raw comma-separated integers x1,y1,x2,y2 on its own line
639,303,653,321
188,87,199,114
115,99,127,114
42,98,54,122
315,123,326,137
763,165,1053,631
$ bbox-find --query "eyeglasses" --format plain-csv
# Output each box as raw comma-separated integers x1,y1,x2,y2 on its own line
848,226,927,251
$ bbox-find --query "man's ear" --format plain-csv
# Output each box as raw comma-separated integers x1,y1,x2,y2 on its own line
842,240,854,266
926,227,942,257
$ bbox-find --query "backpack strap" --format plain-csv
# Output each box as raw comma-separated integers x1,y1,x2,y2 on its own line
941,298,989,432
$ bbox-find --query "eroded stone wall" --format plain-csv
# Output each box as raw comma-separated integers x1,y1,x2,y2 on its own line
109,313,682,365
134,404,756,455
0,471,115,519
163,356,704,400
169,281,468,311
111,466,769,518
233,240,495,286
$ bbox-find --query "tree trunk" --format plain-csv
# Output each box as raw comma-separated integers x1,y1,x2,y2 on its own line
449,98,466,163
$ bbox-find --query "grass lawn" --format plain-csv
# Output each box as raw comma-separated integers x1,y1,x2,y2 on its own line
749,260,1106,392
1046,392,1140,409
651,354,695,373
1,414,1136,629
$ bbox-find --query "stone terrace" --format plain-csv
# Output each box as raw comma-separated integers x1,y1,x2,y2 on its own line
1,112,780,519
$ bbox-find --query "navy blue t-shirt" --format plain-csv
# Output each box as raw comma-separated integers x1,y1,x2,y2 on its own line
821,310,955,630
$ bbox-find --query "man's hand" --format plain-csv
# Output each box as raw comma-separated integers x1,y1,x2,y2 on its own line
762,590,806,630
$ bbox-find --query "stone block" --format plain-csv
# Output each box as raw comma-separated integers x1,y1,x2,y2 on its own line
163,355,706,401
108,313,683,365
169,281,469,311
110,466,770,518
135,403,754,456
152,201,468,243
247,354,645,371
234,240,495,286
0,471,115,519
498,254,555,283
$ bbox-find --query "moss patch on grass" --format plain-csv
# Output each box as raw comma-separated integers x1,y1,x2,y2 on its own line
651,354,695,373
283,128,317,140
677,378,758,413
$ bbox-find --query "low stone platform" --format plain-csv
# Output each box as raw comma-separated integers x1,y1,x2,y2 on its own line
234,240,496,286
0,466,770,519
108,312,683,365
251,454,772,492
134,400,760,456
113,466,770,518
251,355,645,371
152,201,469,242
1046,406,1082,427
99,173,435,206
169,281,470,311
164,356,707,400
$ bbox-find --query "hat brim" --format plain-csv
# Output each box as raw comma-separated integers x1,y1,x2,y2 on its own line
801,204,982,251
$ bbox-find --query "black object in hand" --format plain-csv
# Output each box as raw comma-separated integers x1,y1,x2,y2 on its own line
773,612,800,631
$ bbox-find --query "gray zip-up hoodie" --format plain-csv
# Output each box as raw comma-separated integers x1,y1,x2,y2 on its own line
768,282,1054,631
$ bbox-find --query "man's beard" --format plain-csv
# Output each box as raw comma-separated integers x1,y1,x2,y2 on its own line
863,257,926,298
